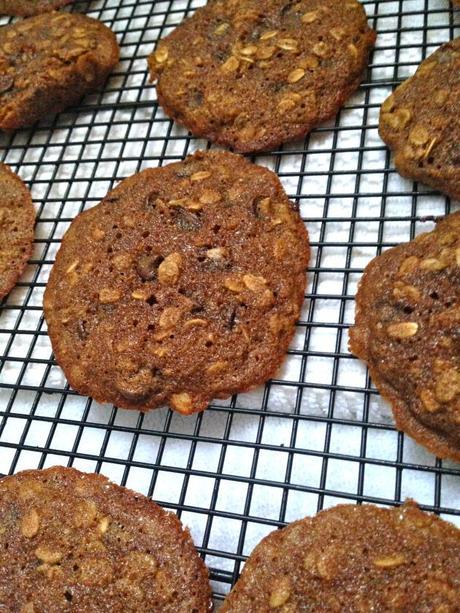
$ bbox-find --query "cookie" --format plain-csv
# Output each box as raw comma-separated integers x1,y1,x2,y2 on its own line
0,162,35,299
349,212,460,461
221,501,460,612
148,0,376,153
0,0,72,16
0,466,212,612
0,12,119,130
379,38,460,201
44,151,310,414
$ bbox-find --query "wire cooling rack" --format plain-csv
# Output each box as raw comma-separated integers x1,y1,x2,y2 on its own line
0,0,459,603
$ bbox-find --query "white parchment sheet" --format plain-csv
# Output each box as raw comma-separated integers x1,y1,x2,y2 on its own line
0,0,459,600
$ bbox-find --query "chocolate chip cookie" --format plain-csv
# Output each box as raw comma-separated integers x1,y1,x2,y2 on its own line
349,212,460,461
148,0,376,153
44,151,310,414
0,0,72,16
0,162,35,299
221,501,460,612
0,12,119,130
379,38,460,201
0,466,212,612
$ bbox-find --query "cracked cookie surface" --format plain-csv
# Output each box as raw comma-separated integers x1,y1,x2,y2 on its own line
379,37,460,201
0,12,119,130
221,501,460,612
349,212,460,461
148,0,376,153
44,151,310,414
0,162,35,299
0,0,72,16
0,466,212,612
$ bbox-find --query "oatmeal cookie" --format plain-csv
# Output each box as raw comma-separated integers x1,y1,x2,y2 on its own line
379,38,460,201
149,0,376,152
222,501,460,612
0,0,73,16
44,151,310,414
0,12,119,130
0,466,212,612
349,212,460,461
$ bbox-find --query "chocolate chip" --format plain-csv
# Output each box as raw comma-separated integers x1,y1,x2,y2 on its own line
188,90,204,108
0,75,14,94
136,254,163,281
77,319,88,340
281,2,294,15
115,367,157,402
203,258,229,271
190,304,204,314
174,208,201,231
116,384,151,403
146,191,161,208
252,195,271,219
226,306,237,329
252,196,263,218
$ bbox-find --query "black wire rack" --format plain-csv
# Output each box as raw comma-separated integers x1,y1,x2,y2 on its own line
0,0,459,604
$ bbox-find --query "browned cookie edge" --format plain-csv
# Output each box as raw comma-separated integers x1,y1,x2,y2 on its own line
352,334,460,461
0,162,35,300
349,217,460,461
157,71,372,154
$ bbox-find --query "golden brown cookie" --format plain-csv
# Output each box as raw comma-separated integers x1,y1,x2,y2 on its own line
148,0,376,153
0,162,35,299
0,0,72,16
0,466,212,612
44,151,310,414
0,12,119,130
221,501,460,612
349,212,460,461
379,38,460,201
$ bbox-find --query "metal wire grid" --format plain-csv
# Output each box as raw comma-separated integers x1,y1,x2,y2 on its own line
0,0,459,603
